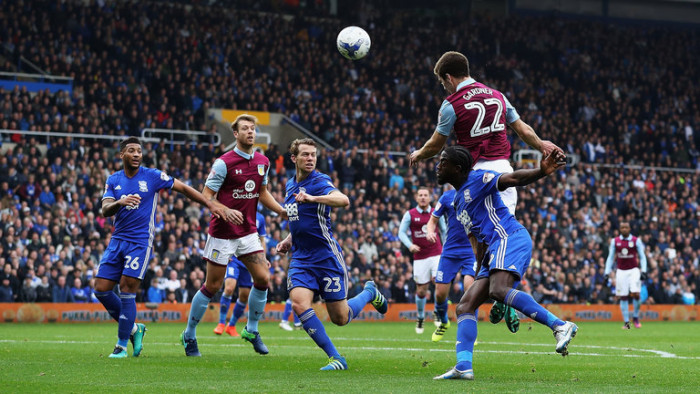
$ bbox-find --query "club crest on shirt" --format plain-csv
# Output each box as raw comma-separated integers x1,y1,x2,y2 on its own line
463,189,472,203
160,172,170,181
629,241,634,248
258,164,265,176
299,187,306,194
482,172,495,184
104,183,109,195
244,180,256,192
138,181,148,192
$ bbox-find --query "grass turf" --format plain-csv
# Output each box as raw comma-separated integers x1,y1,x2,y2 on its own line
1,320,699,392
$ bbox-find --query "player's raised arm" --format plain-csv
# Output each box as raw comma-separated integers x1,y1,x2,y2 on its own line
496,151,566,191
508,118,562,157
409,131,449,166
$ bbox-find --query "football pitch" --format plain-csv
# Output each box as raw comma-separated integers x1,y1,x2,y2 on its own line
1,321,699,392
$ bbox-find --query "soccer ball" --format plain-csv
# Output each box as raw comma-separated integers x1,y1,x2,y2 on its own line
336,26,371,60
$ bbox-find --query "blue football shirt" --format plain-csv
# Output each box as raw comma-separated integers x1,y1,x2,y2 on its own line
454,169,525,245
432,188,475,260
284,170,342,265
102,167,174,246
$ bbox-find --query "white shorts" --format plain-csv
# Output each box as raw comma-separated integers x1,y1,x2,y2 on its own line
202,233,263,266
615,267,641,296
413,255,440,285
473,159,516,215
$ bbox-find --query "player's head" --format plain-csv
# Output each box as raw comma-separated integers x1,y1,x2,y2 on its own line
437,146,473,186
434,51,470,94
619,221,631,237
289,138,317,175
415,186,431,209
119,137,142,171
231,114,258,149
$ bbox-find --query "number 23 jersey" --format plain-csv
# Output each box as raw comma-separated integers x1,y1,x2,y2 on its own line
284,170,342,266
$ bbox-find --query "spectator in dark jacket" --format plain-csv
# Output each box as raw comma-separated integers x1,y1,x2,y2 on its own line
52,276,75,303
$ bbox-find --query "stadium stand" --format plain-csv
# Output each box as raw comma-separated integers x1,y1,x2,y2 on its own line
0,0,698,305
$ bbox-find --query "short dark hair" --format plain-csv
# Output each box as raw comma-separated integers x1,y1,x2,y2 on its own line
434,51,470,80
119,137,141,152
289,138,317,156
443,145,473,175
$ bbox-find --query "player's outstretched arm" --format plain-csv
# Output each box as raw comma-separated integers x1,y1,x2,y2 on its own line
295,190,349,208
172,179,233,221
508,119,562,156
409,131,448,166
497,151,566,191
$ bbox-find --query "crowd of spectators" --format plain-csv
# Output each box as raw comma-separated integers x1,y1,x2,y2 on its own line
0,0,698,306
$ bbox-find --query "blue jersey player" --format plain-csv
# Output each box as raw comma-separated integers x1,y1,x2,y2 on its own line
276,138,388,371
425,187,476,342
95,137,229,358
433,146,577,380
214,211,266,337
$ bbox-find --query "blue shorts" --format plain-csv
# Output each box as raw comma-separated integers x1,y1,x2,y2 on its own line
225,258,252,288
476,229,532,287
436,254,476,284
288,256,348,302
97,238,151,281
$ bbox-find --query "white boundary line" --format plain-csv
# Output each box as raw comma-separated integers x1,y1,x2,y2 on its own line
2,339,698,360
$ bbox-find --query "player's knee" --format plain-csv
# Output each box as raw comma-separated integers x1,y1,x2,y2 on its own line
455,302,473,316
488,286,508,302
330,313,348,326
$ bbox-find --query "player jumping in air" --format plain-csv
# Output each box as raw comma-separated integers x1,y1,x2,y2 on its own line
410,51,565,331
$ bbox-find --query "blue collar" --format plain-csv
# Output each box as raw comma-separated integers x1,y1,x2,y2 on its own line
234,147,253,160
455,78,476,92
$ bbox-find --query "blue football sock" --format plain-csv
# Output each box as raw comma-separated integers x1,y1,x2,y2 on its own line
436,299,449,324
455,313,477,371
219,294,232,324
282,299,293,321
95,290,121,322
415,294,426,319
620,299,630,322
229,300,246,326
184,286,212,340
293,312,300,325
505,289,564,329
347,286,374,323
117,292,136,348
246,286,267,332
299,308,340,358
632,298,640,319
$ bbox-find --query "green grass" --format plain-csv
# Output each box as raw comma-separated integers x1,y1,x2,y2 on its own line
1,321,699,392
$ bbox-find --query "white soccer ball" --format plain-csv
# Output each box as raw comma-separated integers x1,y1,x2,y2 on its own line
336,26,371,60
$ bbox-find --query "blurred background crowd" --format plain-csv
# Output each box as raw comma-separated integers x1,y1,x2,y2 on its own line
0,0,698,306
